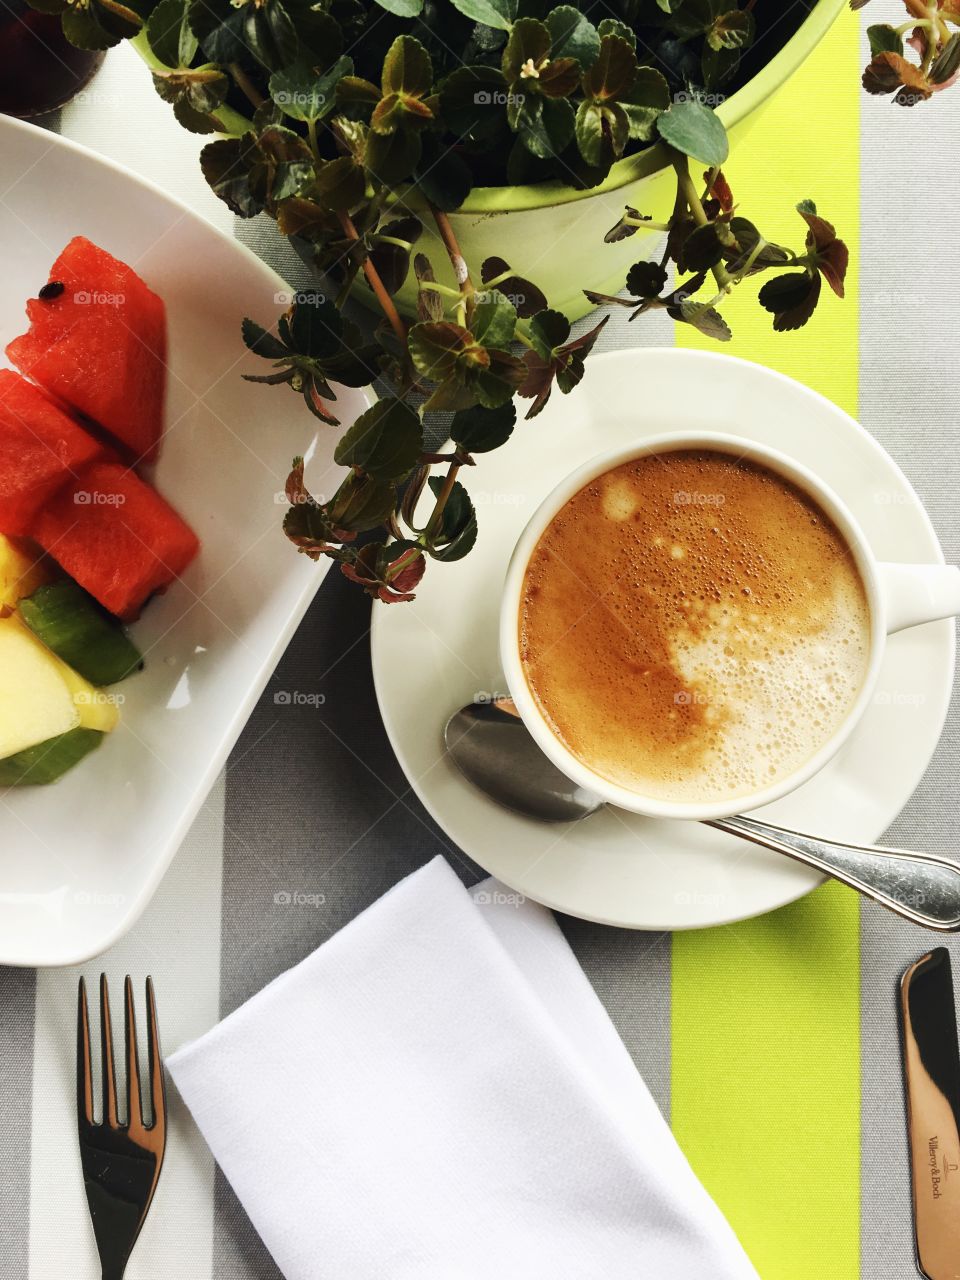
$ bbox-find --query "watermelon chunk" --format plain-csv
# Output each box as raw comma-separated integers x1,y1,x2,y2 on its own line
6,237,167,463
34,462,199,619
0,369,102,535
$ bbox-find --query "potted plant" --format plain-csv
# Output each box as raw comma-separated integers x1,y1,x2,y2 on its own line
32,0,857,600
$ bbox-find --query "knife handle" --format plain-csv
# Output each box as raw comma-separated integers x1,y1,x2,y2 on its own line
901,950,960,1280
707,816,960,932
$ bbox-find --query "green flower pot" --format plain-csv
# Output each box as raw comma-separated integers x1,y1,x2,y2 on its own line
392,0,847,321
134,0,845,321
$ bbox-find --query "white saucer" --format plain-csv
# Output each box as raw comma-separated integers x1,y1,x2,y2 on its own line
370,349,956,930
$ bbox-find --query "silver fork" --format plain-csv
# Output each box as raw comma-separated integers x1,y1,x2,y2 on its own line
77,975,167,1280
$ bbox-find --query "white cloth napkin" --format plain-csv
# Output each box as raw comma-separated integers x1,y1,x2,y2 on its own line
167,856,759,1280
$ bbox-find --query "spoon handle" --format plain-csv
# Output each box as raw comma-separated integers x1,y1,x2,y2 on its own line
708,815,960,931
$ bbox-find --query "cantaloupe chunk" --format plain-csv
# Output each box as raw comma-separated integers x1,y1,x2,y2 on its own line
0,535,50,616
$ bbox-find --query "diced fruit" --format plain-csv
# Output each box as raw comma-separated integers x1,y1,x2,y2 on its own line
0,614,118,785
5,236,167,462
34,461,199,620
0,728,105,786
0,369,102,535
59,665,119,734
0,535,50,615
0,614,81,758
19,581,142,685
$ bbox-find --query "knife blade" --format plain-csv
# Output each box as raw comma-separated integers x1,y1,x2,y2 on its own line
901,948,960,1280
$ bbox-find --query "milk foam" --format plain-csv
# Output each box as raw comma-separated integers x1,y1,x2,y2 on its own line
519,450,872,804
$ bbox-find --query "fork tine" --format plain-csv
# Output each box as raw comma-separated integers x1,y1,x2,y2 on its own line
99,974,119,1128
77,978,93,1126
124,976,142,1131
146,977,165,1133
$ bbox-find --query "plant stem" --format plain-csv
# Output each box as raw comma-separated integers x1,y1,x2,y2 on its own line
425,462,461,539
674,154,733,293
386,545,422,578
336,211,408,349
624,216,672,233
431,206,473,326
229,62,266,110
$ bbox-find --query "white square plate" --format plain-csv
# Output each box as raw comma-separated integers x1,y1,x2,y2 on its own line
0,116,364,965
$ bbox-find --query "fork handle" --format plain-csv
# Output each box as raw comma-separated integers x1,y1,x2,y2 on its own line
708,815,960,931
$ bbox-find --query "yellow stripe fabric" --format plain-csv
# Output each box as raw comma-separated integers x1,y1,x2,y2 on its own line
672,13,862,1280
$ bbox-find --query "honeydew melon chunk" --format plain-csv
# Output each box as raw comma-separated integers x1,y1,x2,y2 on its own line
0,535,49,616
0,614,80,757
0,728,105,786
19,580,141,685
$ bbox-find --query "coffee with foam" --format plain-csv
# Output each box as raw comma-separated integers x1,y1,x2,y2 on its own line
518,449,872,804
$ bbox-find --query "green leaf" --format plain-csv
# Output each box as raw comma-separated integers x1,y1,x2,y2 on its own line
243,0,298,71
438,65,510,138
374,0,423,14
472,351,525,408
657,97,729,165
931,31,960,84
288,2,343,59
625,260,668,298
621,66,670,140
255,124,316,203
519,95,575,158
502,17,550,86
471,290,518,349
189,0,247,63
681,221,726,272
426,478,478,562
546,5,600,68
285,295,343,358
480,257,548,319
575,99,628,167
597,17,634,47
581,34,637,102
369,215,422,295
706,9,754,51
408,322,479,383
269,55,353,122
757,271,822,332
527,307,569,358
153,67,229,120
62,4,126,48
327,472,397,534
200,134,264,217
365,127,422,184
334,397,422,481
414,137,473,211
146,0,197,66
381,33,433,96
866,22,902,56
313,155,366,210
242,316,288,359
725,217,790,273
337,75,382,105
674,298,731,341
450,403,516,453
449,0,518,32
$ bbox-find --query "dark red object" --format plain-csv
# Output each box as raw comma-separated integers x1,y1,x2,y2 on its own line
7,236,168,463
0,368,103,535
34,461,200,619
0,0,104,118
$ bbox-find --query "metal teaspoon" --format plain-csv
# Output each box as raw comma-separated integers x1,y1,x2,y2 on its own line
444,698,960,931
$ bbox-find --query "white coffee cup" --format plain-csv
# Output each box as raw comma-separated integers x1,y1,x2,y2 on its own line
500,432,960,821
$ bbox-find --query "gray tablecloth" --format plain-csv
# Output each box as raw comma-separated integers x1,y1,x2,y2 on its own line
1,26,959,1280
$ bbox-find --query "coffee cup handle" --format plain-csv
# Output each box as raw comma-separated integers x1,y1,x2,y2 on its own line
878,563,960,634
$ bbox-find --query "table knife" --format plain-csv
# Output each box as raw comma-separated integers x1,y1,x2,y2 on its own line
901,948,960,1280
